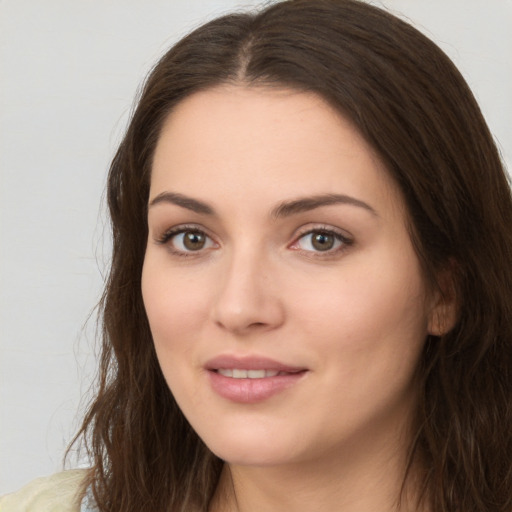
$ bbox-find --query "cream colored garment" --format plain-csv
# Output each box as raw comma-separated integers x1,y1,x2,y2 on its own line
0,469,88,512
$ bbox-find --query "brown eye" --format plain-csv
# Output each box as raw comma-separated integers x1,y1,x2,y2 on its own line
182,231,206,251
161,228,215,253
311,232,335,251
294,229,350,254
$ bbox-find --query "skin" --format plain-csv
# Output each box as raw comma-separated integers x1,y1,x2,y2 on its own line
142,86,446,511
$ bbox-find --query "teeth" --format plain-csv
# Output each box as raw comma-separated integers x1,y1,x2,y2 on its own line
217,369,281,379
247,370,265,378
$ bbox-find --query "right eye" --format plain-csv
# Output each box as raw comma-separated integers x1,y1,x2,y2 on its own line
158,227,216,255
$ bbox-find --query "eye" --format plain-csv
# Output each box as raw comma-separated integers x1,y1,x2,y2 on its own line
174,230,212,251
292,229,352,254
157,227,216,254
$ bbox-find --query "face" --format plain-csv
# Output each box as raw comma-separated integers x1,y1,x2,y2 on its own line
142,86,439,468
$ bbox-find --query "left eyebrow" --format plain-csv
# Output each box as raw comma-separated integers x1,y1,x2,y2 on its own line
271,193,378,218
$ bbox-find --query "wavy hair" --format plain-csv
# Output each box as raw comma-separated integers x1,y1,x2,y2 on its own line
71,1,512,510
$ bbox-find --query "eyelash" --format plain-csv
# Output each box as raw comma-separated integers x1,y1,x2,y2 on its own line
290,226,354,257
156,224,216,258
155,224,353,258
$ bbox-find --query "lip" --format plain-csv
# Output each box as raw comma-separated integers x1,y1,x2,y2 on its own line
205,354,306,373
205,354,308,403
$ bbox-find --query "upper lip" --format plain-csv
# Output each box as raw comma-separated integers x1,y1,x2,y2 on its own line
205,354,307,373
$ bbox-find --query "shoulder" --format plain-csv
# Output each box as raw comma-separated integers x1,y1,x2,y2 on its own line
0,469,90,512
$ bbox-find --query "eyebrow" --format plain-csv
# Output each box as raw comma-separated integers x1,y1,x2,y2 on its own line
271,193,378,218
148,191,377,217
149,192,214,215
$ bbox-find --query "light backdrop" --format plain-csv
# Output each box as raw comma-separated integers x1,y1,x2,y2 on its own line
1,0,511,494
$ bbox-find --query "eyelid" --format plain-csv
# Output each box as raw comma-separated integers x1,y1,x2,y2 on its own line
288,224,354,255
154,223,218,256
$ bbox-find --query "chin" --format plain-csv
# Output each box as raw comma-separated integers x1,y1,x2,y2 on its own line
213,445,295,467
199,426,302,467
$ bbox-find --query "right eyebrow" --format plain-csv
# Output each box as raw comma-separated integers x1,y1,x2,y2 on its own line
148,192,215,215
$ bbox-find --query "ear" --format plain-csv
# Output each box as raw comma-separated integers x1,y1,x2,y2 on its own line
427,261,458,336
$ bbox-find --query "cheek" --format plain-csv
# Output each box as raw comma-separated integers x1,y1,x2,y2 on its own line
141,258,215,412
287,255,428,435
289,250,429,373
141,258,212,360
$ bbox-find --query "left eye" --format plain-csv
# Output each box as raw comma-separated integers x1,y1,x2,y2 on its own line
295,230,347,252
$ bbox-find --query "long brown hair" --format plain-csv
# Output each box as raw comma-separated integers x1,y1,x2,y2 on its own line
71,1,512,510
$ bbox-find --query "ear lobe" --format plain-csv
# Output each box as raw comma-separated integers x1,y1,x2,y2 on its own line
427,263,458,336
428,298,457,336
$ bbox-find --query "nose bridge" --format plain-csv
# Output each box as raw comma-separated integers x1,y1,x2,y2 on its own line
212,239,284,333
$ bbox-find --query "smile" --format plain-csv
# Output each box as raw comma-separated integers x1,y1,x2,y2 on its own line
216,369,286,378
205,356,308,403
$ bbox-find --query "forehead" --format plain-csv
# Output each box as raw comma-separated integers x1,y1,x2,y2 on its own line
150,85,402,217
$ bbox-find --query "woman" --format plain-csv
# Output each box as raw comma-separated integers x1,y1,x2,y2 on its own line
2,0,511,510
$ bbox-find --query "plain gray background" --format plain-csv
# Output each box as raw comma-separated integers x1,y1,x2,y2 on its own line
1,0,511,494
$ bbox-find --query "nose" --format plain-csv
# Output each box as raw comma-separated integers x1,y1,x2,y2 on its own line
211,247,285,336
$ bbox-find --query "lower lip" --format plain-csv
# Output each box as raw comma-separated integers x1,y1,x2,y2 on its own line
207,370,307,403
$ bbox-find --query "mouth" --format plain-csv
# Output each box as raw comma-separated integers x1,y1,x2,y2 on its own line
205,355,308,403
205,354,307,376
215,368,302,379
